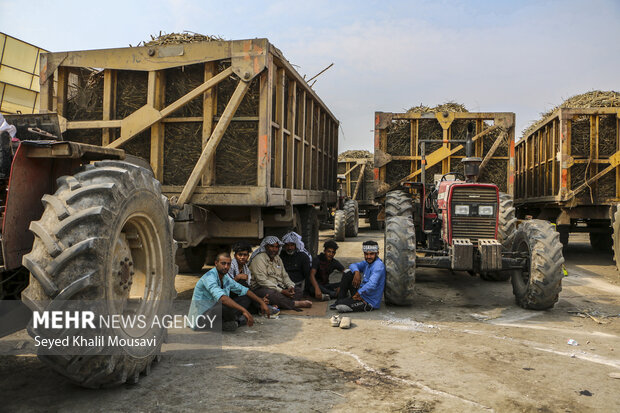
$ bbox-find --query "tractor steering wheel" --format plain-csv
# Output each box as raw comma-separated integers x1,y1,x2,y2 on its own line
440,172,466,182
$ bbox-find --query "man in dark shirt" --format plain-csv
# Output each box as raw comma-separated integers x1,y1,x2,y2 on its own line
280,231,312,289
307,240,344,299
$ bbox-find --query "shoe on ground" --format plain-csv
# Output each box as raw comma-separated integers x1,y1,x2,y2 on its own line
321,293,330,301
329,303,338,311
339,316,351,329
222,321,239,331
336,304,353,313
266,305,280,317
330,315,341,327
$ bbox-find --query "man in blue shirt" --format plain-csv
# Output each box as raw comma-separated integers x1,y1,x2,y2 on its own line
188,252,270,331
330,240,386,313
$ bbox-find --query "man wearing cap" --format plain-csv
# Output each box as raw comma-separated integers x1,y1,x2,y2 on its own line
307,240,344,300
249,236,312,310
331,240,386,313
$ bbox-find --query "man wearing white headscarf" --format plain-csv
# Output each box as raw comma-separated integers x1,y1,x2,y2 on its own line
249,236,312,310
280,231,312,291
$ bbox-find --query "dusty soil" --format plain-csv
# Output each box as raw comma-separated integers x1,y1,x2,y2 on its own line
1,223,620,412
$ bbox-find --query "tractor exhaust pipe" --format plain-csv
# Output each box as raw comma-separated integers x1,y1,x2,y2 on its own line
461,123,482,182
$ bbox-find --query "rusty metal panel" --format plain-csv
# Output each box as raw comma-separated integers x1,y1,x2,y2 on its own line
374,110,515,197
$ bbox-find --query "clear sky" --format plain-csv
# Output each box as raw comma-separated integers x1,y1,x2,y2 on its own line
2,0,619,151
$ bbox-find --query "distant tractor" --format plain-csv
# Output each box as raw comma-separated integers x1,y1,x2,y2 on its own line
384,124,565,310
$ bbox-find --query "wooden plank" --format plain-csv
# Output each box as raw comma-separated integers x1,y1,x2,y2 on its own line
274,67,284,188
566,149,620,200
287,80,296,189
298,90,306,189
148,70,165,181
479,129,507,172
102,69,117,145
177,79,250,205
202,62,216,186
257,54,273,188
352,163,366,201
56,67,68,119
108,67,233,149
67,120,123,129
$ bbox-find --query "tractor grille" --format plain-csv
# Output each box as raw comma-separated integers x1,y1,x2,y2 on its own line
451,187,497,245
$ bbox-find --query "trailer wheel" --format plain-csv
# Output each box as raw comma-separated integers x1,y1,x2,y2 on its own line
480,193,516,282
368,209,384,230
510,220,564,310
300,206,319,256
384,215,416,305
614,207,620,272
21,160,176,388
175,244,207,273
344,200,359,237
385,190,412,219
334,210,346,241
589,232,612,252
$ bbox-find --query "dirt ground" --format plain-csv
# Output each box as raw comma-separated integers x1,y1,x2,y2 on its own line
1,222,620,412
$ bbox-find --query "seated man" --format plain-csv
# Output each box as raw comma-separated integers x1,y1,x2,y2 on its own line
188,252,270,331
307,240,344,300
228,241,253,288
280,232,311,290
249,236,312,310
331,240,386,313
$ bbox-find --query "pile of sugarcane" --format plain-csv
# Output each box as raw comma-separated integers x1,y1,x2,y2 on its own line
338,150,375,200
215,122,259,185
134,31,225,47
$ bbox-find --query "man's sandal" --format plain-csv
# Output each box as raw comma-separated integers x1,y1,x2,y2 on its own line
339,316,351,329
330,315,341,327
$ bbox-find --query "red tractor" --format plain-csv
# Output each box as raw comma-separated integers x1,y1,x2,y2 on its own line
383,124,564,310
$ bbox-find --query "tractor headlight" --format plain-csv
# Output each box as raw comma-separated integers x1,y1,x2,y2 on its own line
454,205,470,215
478,205,494,216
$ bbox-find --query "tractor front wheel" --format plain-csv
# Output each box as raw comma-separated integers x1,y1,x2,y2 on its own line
384,215,416,305
510,220,564,310
480,192,516,282
334,210,346,241
344,200,359,237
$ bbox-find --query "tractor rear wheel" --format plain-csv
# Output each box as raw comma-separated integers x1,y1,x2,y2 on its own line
384,215,416,305
334,210,345,241
385,190,412,220
21,160,177,388
510,220,564,310
344,200,359,237
176,244,207,273
480,192,516,282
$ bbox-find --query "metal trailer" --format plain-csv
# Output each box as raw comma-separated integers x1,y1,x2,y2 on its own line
373,110,515,225
337,157,382,230
39,38,339,268
514,107,620,264
0,32,48,114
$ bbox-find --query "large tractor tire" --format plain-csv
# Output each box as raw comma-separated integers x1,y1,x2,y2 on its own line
385,190,412,219
480,192,517,282
344,200,359,237
21,160,177,388
384,215,416,305
510,220,564,310
334,210,346,241
176,244,207,273
300,206,319,256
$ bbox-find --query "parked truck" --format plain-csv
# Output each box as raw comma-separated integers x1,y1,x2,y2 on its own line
0,36,338,387
514,91,620,268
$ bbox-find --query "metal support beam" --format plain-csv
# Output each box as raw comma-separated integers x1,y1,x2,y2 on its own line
177,79,250,205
